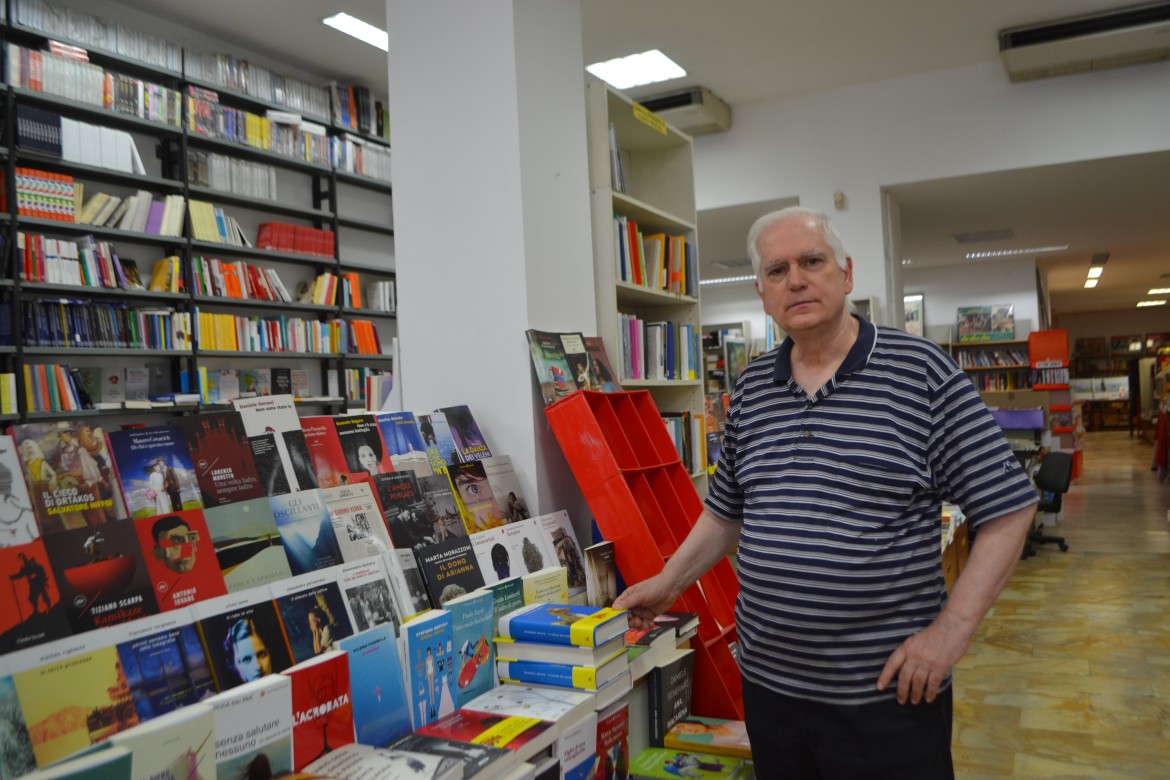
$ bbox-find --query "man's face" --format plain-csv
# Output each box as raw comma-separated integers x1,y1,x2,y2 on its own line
755,216,853,336
154,524,197,573
232,633,272,681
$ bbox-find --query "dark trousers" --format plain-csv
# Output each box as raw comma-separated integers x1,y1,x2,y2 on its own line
742,676,954,780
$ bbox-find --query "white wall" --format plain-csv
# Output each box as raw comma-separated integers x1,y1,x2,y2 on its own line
903,257,1039,343
695,58,1170,328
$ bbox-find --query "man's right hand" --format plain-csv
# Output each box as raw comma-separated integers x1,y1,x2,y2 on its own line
613,574,681,630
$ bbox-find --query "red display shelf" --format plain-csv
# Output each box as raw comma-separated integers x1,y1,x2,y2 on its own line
1033,384,1070,391
546,389,743,719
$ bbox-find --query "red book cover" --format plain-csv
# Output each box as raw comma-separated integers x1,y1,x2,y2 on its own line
299,416,353,489
133,508,228,611
0,539,72,652
415,708,554,754
287,649,354,771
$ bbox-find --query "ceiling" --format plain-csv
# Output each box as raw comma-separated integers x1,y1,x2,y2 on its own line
126,0,1168,316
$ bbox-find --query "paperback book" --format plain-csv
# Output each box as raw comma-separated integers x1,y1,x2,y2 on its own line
400,609,458,728
414,536,487,608
286,649,355,772
18,745,132,780
522,566,569,605
647,649,695,746
170,411,265,508
596,700,631,780
555,709,599,780
203,497,294,592
471,518,551,584
193,589,294,691
389,733,517,780
535,510,587,596
269,488,344,576
464,683,595,726
302,742,462,780
112,610,215,721
525,329,576,406
495,632,625,667
337,556,400,633
108,701,215,780
444,588,497,707
375,472,433,550
583,336,623,392
414,709,556,766
271,570,354,663
415,411,458,473
628,747,745,780
0,539,71,653
482,455,531,524
438,405,491,464
106,426,202,519
498,603,627,648
299,415,354,489
10,421,118,533
232,394,319,495
417,473,466,542
205,674,294,780
334,414,393,478
132,509,228,611
0,434,39,546
338,623,412,748
449,461,503,533
385,548,432,622
0,672,37,780
662,716,752,760
323,481,396,562
481,575,525,634
375,411,433,477
584,541,618,608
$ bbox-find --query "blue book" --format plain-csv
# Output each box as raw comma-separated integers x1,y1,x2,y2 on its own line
338,624,412,747
497,649,628,692
268,489,343,576
498,603,628,648
400,609,457,729
444,589,496,707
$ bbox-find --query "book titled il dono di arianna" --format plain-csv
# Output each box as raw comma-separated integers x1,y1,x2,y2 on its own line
498,603,627,648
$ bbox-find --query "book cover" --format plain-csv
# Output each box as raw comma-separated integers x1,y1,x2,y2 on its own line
497,650,628,692
205,675,293,780
203,497,293,592
286,649,354,771
498,603,628,648
375,411,433,477
415,412,458,474
525,330,575,406
400,610,457,728
232,394,319,495
334,414,393,478
374,472,431,550
596,700,631,780
556,710,599,780
384,549,432,622
42,521,159,633
195,591,294,691
662,716,752,760
238,368,272,397
628,748,743,780
470,518,551,584
584,541,618,608
583,336,623,392
414,536,486,608
0,539,71,653
521,566,569,606
464,683,595,726
0,673,37,780
439,405,491,464
12,644,142,768
338,623,411,748
389,733,517,779
108,701,215,780
449,461,503,533
534,510,586,596
0,434,38,546
299,415,353,489
106,426,202,519
132,509,227,611
444,589,496,707
415,709,556,765
481,576,525,634
647,649,694,746
271,571,354,663
19,745,132,779
102,368,127,403
322,481,395,562
417,473,466,542
495,632,624,667
10,421,118,533
125,368,150,402
169,412,265,508
481,455,531,524
303,742,463,780
269,489,344,576
559,332,592,392
337,556,400,633
113,611,215,721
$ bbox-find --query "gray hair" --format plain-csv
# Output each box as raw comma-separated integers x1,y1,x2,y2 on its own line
746,206,848,278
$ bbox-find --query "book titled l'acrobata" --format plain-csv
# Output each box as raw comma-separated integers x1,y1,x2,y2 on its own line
497,603,627,648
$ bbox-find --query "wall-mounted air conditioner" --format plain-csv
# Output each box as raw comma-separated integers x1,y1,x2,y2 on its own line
638,86,732,136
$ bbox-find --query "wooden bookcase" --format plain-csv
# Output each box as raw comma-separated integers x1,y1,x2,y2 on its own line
940,339,1031,393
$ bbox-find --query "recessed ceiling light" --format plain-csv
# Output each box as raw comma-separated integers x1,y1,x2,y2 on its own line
1148,287,1170,295
901,258,914,266
587,49,686,90
965,245,1068,259
323,12,388,51
1084,279,1098,288
1086,267,1104,279
699,274,755,286
1136,300,1166,307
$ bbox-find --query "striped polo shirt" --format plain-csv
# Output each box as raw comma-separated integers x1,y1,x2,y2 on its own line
705,316,1038,705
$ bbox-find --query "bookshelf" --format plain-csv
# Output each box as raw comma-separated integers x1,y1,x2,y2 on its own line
583,74,707,490
1028,329,1083,479
0,5,397,419
941,339,1031,393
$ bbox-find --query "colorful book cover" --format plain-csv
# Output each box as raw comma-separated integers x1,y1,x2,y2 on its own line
232,394,319,495
444,589,496,707
299,415,352,489
400,609,457,729
384,549,432,622
470,518,550,584
521,566,569,605
337,556,400,633
417,473,466,542
205,675,293,780
414,536,486,608
271,571,354,663
647,649,695,746
557,710,600,780
286,649,354,771
482,576,525,634
414,709,555,763
535,510,587,596
498,603,628,648
584,336,623,392
0,539,71,653
526,329,576,406
238,367,272,397
113,611,215,721
108,701,215,780
132,508,227,611
465,683,595,725
628,747,743,779
338,623,411,748
373,472,431,550
497,651,628,692
0,673,37,780
269,489,344,576
203,497,293,592
585,541,618,608
194,591,294,692
663,716,752,760
42,521,159,633
12,644,143,768
333,414,393,478
596,701,631,780
415,412,458,473
482,455,531,524
449,461,503,532
303,742,462,779
375,411,433,477
389,733,516,778
438,405,491,464
322,481,395,562
106,426,202,519
0,434,39,547
10,421,118,533
169,412,265,508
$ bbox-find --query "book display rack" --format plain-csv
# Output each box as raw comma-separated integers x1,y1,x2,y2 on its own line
0,2,396,422
545,389,743,720
940,339,1032,392
1028,329,1082,479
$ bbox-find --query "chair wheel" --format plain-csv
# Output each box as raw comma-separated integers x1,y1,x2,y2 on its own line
1059,543,1069,552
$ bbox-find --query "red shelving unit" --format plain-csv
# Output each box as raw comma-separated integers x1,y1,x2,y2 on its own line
1028,329,1082,479
545,389,743,719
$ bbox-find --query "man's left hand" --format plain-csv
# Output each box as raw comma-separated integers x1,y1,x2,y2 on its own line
875,612,970,705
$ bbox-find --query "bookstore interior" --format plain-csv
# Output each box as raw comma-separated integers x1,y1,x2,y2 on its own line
1,1,1169,779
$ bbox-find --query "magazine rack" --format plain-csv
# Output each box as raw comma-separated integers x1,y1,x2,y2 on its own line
545,389,743,719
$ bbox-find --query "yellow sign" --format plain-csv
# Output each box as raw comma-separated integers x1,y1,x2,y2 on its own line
632,103,667,135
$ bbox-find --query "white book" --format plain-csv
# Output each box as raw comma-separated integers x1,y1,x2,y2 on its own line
109,702,215,780
205,675,294,778
533,509,586,597
335,555,400,633
322,481,396,563
303,743,463,780
465,683,595,726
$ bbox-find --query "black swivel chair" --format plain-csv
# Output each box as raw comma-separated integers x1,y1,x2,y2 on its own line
1025,450,1072,555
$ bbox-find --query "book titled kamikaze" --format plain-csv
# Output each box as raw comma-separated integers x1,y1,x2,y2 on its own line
286,649,355,771
498,603,627,648
205,674,294,780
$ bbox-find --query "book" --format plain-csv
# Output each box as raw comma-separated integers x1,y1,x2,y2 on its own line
647,649,694,746
400,609,458,728
534,510,587,596
584,541,618,609
498,604,628,649
205,675,294,780
481,455,531,524
271,570,355,663
302,742,463,780
415,412,458,473
554,709,599,780
374,472,433,550
471,518,553,584
439,405,491,464
497,650,629,692
232,394,319,494
414,709,557,766
107,701,215,780
481,576,525,635
111,610,215,721
414,536,487,608
10,421,119,533
464,683,595,728
595,701,630,780
106,426,202,519
41,521,159,633
495,632,624,667
417,473,467,542
0,539,71,653
0,435,38,547
444,589,496,707
285,649,355,771
662,716,752,760
628,748,745,780
299,415,354,489
132,509,228,611
125,368,151,401
449,461,503,533
0,672,37,780
583,336,623,392
521,566,569,606
375,411,433,477
389,733,517,780
322,481,396,562
333,414,394,478
193,589,294,691
525,330,576,406
18,745,132,779
169,411,265,508
384,549,432,622
558,332,592,392
338,623,412,748
203,497,294,592
269,488,344,576
337,556,400,633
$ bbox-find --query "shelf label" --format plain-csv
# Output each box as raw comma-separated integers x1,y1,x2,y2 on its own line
632,103,667,135
1035,360,1063,369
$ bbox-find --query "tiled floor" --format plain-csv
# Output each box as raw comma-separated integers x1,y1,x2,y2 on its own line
953,431,1170,778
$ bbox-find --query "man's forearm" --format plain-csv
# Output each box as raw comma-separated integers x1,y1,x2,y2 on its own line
660,508,742,596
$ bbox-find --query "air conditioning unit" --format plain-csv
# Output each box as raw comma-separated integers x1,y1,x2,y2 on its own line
638,86,732,136
1000,2,1170,82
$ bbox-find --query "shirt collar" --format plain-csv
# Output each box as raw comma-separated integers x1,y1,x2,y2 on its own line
772,314,876,384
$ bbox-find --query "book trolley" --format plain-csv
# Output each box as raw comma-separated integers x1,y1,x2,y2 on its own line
545,389,743,719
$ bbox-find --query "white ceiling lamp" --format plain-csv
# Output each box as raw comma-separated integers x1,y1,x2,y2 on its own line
587,49,686,90
1136,300,1166,307
1087,266,1104,279
322,12,388,51
1084,279,1098,288
966,245,1068,259
1148,287,1170,295
700,275,756,286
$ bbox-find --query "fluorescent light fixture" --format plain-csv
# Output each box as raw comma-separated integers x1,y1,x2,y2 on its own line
1086,267,1104,279
1136,299,1166,307
1148,287,1170,295
1084,278,1098,288
901,258,914,266
586,49,685,90
699,274,756,286
323,12,388,51
965,245,1068,259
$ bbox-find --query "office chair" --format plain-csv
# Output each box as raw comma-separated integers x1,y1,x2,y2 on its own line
1026,450,1072,555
